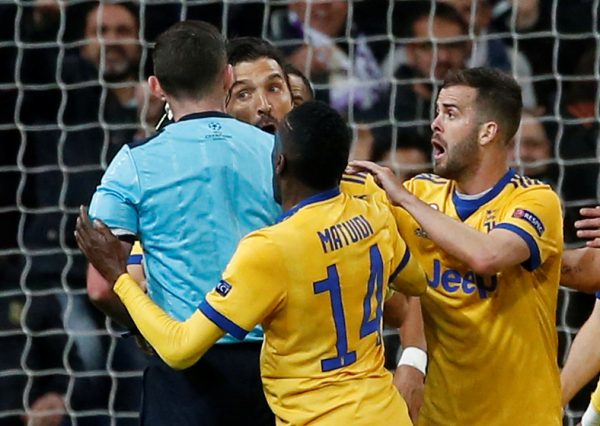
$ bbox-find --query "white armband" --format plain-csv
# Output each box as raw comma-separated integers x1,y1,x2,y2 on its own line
582,402,600,426
397,346,427,375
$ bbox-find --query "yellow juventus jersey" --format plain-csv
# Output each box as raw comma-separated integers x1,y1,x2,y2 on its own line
128,241,143,260
396,170,563,426
121,174,381,282
592,378,600,413
339,172,384,199
200,187,427,426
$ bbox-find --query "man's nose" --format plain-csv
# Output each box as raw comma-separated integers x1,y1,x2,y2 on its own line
257,93,272,114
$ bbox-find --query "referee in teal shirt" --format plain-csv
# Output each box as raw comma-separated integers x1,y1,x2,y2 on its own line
88,21,278,425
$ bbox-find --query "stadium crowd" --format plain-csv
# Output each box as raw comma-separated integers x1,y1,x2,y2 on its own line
0,0,599,425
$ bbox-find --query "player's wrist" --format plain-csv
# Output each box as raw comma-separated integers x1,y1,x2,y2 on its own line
397,346,427,376
113,273,134,295
582,401,600,426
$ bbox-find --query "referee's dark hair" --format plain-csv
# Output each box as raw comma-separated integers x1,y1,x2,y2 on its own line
153,21,226,99
279,101,351,190
443,67,523,145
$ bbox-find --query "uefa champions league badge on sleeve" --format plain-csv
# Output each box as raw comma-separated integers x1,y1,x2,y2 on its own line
216,280,232,297
512,208,545,236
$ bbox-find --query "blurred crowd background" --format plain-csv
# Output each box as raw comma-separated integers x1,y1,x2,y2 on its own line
0,1,598,425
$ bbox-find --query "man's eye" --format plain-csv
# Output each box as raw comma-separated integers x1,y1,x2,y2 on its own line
237,91,250,100
269,85,282,93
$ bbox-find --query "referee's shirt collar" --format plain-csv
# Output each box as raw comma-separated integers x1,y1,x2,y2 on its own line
177,111,234,122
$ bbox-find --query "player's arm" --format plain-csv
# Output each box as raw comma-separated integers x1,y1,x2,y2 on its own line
127,241,147,291
561,206,600,291
87,240,147,330
393,295,427,424
87,246,136,330
349,161,556,275
86,145,142,328
561,248,600,292
387,210,428,296
575,206,600,248
385,223,428,423
76,210,232,369
76,208,285,369
113,273,224,369
561,298,600,406
383,291,407,328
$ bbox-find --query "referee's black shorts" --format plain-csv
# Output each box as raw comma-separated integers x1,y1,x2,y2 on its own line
140,341,274,426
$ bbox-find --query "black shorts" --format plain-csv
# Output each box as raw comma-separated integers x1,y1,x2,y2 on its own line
140,341,274,426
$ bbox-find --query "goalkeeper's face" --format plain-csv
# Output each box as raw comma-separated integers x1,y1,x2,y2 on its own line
81,4,141,82
227,57,293,134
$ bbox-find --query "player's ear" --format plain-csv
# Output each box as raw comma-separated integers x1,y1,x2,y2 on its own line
478,121,499,146
223,64,234,93
148,76,166,101
275,154,286,176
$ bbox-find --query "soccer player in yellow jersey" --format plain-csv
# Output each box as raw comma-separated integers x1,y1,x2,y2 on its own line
561,208,600,425
125,37,428,421
76,101,428,425
350,67,563,425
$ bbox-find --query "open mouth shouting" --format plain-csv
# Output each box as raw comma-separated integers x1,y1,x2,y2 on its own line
431,134,447,162
257,115,278,134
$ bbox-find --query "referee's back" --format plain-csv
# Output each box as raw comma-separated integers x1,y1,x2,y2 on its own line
90,112,280,343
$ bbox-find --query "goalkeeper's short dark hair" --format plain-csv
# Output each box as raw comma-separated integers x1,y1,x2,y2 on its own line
227,37,287,70
226,37,292,100
153,21,226,100
279,101,351,191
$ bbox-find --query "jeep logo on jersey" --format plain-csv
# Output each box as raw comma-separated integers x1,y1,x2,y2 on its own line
208,122,222,132
512,208,545,236
216,280,232,297
427,259,498,299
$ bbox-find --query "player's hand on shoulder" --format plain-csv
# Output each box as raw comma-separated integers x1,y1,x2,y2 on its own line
576,206,600,248
75,206,128,284
346,161,409,206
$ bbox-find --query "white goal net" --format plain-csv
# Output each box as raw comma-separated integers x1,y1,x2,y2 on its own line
0,1,597,425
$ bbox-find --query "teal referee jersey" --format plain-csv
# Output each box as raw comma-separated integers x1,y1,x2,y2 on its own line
89,111,280,343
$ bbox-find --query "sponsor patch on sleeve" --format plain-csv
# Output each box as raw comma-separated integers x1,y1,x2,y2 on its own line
512,208,545,236
215,280,232,297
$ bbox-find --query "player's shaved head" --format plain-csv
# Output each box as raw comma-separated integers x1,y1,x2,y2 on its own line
443,67,523,144
153,21,226,99
277,101,351,191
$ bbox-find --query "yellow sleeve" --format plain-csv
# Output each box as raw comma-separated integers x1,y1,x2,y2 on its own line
494,186,563,271
340,173,390,205
127,240,143,265
114,274,224,369
198,231,287,339
592,378,600,413
387,214,427,296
